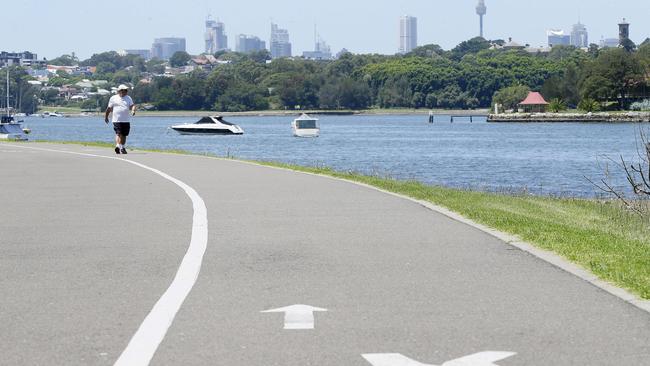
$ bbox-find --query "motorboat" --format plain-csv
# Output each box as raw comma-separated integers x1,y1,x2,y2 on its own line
292,113,319,137
0,116,28,141
41,111,63,118
170,116,244,135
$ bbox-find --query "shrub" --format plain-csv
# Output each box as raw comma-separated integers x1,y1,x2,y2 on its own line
630,99,650,111
578,98,601,112
548,98,567,113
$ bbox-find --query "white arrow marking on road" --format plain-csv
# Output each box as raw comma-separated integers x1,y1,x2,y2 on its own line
362,351,516,366
261,304,327,329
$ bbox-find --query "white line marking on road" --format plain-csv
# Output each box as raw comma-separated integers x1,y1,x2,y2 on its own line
6,145,208,366
261,304,327,330
362,351,516,366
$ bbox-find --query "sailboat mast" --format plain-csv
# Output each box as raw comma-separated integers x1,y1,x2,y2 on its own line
6,68,9,117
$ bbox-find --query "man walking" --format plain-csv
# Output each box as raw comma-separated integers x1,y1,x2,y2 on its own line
105,84,136,154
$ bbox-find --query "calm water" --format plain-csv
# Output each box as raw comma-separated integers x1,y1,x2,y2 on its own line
21,114,648,197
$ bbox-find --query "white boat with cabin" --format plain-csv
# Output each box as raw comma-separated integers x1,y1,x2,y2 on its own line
292,113,319,137
170,116,244,135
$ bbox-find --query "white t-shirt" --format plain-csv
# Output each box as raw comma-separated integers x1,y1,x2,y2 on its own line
108,95,134,123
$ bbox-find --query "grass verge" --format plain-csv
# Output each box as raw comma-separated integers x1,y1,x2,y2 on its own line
10,140,650,300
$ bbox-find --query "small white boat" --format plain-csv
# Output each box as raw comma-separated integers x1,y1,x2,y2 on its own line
292,113,319,137
170,116,244,135
42,111,63,117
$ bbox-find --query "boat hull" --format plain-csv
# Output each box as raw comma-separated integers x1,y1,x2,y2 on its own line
0,123,28,141
171,127,243,135
293,129,319,138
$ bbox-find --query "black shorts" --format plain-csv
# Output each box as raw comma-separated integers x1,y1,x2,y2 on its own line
113,122,131,136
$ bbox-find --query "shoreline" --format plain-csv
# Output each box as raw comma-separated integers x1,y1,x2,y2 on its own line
488,112,650,123
36,108,490,118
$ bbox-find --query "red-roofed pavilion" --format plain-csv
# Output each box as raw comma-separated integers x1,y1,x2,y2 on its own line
519,92,549,112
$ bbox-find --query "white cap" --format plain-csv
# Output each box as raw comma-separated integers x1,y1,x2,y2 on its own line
117,84,129,91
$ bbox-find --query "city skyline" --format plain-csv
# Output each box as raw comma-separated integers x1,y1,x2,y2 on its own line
3,0,650,60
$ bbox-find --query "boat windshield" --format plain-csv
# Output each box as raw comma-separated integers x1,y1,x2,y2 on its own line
195,116,236,126
215,116,236,126
196,117,216,124
296,120,318,129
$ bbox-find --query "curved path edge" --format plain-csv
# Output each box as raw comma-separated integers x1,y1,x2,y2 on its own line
213,157,650,315
5,144,209,366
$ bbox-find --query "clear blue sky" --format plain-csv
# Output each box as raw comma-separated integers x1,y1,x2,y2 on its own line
5,0,650,60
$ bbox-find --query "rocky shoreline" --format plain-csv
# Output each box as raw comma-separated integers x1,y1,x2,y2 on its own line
488,112,650,122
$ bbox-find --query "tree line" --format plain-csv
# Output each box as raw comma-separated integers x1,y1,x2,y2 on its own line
4,37,650,113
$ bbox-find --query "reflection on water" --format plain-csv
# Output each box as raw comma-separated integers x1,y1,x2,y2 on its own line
24,114,646,197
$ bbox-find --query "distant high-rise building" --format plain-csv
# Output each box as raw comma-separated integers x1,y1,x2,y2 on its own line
270,23,292,58
0,51,44,68
151,37,186,60
399,16,417,54
120,49,151,60
600,38,619,48
236,35,266,53
570,22,589,48
476,0,487,38
205,18,228,54
547,30,571,47
303,30,333,60
619,18,630,46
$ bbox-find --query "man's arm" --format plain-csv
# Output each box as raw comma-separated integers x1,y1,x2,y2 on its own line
104,107,113,123
130,104,136,116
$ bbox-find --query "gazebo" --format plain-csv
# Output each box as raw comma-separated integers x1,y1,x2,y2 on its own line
519,92,549,113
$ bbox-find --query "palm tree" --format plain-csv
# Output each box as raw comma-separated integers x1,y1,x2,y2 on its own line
548,98,567,113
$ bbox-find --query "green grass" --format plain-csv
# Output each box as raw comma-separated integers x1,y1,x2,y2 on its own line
37,106,83,114
12,140,650,300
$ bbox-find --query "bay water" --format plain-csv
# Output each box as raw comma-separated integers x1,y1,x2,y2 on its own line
22,114,648,197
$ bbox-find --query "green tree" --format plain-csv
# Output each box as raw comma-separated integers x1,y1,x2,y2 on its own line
112,70,132,85
169,51,192,67
146,59,166,74
214,84,269,112
41,88,60,105
96,61,117,75
491,85,530,111
621,38,637,53
248,50,272,63
81,51,122,67
318,77,370,110
579,48,645,108
172,72,207,110
638,42,650,70
541,64,579,106
448,37,490,61
48,54,78,66
407,44,444,58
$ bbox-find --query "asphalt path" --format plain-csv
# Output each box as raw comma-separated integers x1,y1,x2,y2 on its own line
1,143,649,366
